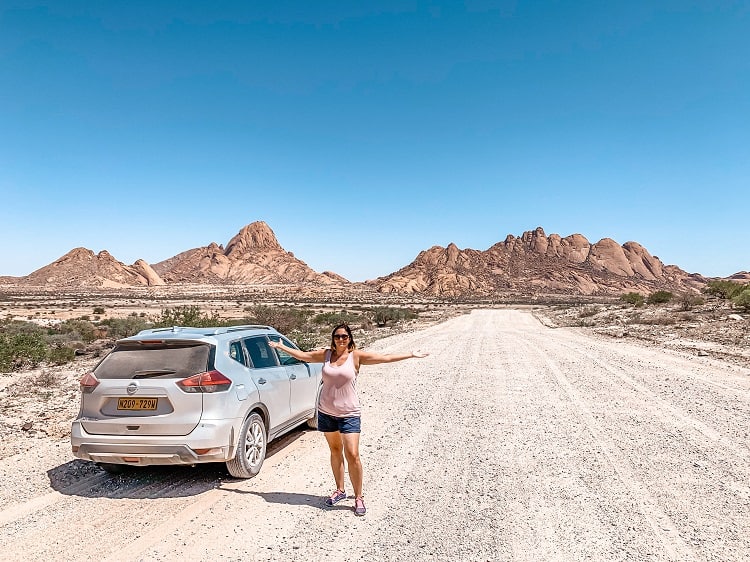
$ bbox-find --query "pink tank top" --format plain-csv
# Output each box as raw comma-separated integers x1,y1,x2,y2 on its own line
318,349,361,417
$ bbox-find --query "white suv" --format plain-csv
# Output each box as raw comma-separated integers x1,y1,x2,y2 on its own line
71,325,322,478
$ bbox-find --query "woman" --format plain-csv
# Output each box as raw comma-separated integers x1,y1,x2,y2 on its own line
269,322,428,516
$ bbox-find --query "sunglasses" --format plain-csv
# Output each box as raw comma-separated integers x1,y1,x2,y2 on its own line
333,334,350,340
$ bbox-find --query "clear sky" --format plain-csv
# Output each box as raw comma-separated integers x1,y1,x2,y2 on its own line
1,1,748,282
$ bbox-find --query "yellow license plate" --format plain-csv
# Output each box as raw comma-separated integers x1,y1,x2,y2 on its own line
117,397,158,411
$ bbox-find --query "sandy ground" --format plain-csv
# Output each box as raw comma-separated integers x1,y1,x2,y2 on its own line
0,309,749,561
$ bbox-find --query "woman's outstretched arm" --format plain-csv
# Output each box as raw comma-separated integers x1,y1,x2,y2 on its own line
268,339,327,363
356,349,429,366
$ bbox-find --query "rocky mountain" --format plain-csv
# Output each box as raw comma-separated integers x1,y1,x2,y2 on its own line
369,227,706,298
152,221,346,285
9,223,722,298
21,248,165,288
728,271,750,283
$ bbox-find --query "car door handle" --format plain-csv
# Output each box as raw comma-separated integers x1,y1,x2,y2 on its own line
289,374,297,380
257,378,267,385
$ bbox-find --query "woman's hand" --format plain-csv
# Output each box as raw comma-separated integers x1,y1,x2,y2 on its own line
268,340,281,349
411,350,429,358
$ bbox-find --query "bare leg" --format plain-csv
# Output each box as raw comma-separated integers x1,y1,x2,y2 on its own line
342,432,363,498
323,431,345,491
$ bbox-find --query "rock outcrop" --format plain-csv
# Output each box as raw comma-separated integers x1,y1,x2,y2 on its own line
370,227,706,298
152,221,346,285
11,223,717,297
22,248,165,288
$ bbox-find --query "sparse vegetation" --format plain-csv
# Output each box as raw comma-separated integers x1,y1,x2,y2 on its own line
246,305,313,335
647,291,673,305
578,306,600,318
733,286,750,312
99,315,150,339
620,292,645,307
153,305,224,328
58,319,98,343
312,310,363,327
0,328,49,371
677,293,704,311
627,314,676,326
703,280,750,313
703,280,744,299
0,298,427,372
371,306,418,327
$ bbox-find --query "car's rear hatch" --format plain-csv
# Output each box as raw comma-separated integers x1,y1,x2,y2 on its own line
80,340,214,436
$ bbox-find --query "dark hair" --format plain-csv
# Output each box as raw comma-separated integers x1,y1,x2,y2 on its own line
330,323,356,351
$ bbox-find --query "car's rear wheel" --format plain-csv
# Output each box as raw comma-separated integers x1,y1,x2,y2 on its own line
226,412,266,478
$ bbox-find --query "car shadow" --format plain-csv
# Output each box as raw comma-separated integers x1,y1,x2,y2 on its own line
48,426,312,499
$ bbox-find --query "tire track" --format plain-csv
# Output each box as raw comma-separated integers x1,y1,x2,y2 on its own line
539,335,750,461
519,337,697,561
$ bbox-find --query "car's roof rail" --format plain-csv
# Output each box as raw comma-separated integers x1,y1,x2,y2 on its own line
137,326,185,334
136,325,276,336
223,324,274,333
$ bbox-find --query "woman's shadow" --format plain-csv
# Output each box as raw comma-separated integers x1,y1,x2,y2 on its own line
227,488,352,511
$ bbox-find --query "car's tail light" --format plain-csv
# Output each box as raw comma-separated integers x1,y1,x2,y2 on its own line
79,372,100,393
176,370,232,393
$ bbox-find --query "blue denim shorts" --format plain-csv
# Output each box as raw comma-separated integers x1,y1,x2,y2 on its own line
318,411,361,434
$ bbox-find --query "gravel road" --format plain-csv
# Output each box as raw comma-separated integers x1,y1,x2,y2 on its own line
0,309,748,561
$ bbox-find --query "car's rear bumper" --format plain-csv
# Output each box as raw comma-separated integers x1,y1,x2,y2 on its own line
71,418,239,465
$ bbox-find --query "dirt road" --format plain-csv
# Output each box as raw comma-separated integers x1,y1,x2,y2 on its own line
1,309,748,561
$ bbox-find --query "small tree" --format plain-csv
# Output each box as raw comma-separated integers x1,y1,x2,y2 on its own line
704,280,743,299
732,286,750,312
647,291,673,305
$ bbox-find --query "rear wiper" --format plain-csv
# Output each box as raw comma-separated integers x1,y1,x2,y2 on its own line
133,369,177,379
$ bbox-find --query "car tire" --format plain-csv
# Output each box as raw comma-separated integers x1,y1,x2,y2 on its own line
226,412,267,479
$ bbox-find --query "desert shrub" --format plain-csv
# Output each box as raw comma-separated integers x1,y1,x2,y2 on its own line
627,315,676,326
677,293,705,311
288,330,323,352
58,319,98,343
1,320,46,336
704,280,743,299
647,291,673,305
620,292,645,307
371,307,418,327
732,286,750,312
47,344,76,365
99,316,151,339
246,305,312,334
35,369,59,387
313,310,363,327
578,306,600,318
93,306,106,315
153,306,223,328
0,331,49,371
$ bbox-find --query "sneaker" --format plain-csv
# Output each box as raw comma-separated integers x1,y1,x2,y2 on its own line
354,496,366,516
325,489,347,507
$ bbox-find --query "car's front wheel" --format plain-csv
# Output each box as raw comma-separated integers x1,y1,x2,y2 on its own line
226,412,267,478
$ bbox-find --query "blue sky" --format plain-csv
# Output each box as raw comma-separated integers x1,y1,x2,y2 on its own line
1,1,748,281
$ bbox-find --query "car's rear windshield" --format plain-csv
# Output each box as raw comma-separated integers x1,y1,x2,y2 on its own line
94,343,212,380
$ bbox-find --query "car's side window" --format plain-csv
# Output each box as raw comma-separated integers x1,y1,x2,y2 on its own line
269,335,301,365
229,340,246,366
243,337,279,369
